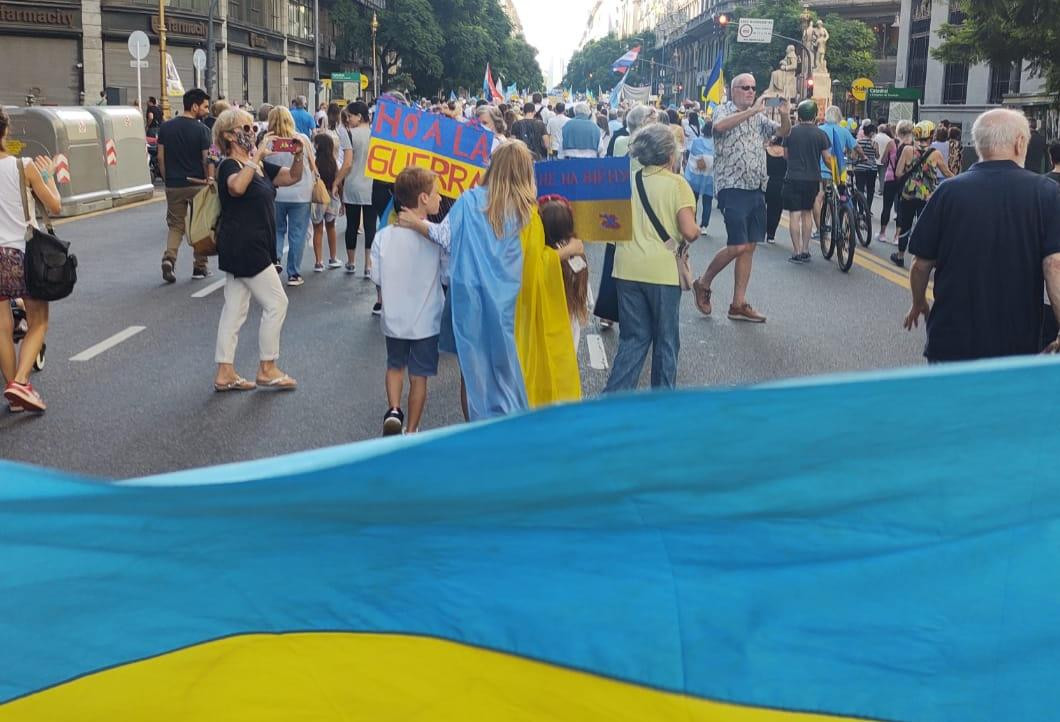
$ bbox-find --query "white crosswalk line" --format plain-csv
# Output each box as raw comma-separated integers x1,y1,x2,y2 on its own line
69,326,146,362
191,278,226,298
586,333,608,370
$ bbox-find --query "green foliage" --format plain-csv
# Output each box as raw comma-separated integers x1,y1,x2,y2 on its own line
562,33,654,92
329,0,544,98
935,0,1060,96
722,1,876,99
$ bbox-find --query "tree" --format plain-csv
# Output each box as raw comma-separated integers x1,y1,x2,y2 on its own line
723,0,875,101
563,33,653,92
935,0,1060,96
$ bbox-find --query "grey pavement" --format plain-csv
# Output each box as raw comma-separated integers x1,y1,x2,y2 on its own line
0,193,925,479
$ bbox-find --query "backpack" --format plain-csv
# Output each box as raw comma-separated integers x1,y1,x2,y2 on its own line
511,120,545,160
900,147,938,201
16,160,77,301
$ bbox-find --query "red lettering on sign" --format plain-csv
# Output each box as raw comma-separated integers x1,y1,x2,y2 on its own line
422,118,442,148
374,102,403,138
469,133,491,164
402,113,420,141
449,163,469,190
429,155,450,191
366,143,393,176
452,124,470,159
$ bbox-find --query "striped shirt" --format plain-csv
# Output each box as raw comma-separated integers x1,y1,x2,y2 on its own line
854,137,878,173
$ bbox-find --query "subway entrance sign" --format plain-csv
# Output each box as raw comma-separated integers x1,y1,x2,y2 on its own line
866,87,923,102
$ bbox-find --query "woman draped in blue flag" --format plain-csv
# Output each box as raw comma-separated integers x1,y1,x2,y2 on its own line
399,142,583,421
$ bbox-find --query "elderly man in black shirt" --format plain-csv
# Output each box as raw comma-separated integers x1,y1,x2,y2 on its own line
903,108,1060,361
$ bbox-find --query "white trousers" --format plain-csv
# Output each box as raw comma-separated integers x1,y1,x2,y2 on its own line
214,267,289,364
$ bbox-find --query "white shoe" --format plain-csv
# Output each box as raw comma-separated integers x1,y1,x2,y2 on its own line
327,258,343,269
699,226,708,234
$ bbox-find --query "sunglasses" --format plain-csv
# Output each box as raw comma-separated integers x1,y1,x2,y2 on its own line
737,85,756,91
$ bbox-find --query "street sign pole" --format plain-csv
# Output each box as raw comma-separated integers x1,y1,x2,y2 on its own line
128,31,150,111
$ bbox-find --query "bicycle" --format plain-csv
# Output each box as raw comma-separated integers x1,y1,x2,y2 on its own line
849,183,873,247
818,160,856,273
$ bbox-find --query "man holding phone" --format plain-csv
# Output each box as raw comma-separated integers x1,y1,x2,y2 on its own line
157,88,213,283
693,73,790,323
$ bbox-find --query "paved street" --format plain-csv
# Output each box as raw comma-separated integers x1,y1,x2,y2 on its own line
0,194,926,479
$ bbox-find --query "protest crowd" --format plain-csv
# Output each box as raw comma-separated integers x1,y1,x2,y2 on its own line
2,71,1059,428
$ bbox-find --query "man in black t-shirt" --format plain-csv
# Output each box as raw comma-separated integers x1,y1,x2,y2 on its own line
1047,141,1060,186
904,109,1060,360
509,102,548,160
782,100,832,263
157,88,212,282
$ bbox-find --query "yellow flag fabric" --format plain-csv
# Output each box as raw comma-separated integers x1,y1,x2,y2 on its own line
515,210,582,408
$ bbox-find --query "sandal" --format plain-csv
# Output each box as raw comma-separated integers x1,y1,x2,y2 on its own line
214,377,256,392
256,373,298,390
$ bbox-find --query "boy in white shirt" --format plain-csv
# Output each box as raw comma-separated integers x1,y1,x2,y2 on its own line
370,167,444,435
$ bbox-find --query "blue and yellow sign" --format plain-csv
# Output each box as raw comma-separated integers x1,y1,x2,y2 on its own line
534,157,633,242
365,98,492,198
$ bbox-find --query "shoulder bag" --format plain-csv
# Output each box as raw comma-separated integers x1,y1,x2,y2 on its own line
188,181,221,256
16,160,77,301
635,169,693,291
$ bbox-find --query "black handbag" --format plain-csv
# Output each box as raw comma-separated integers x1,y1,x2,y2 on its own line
16,159,77,302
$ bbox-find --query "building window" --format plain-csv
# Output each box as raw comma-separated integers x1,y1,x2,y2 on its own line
228,0,240,22
947,0,965,24
288,0,313,40
907,34,929,92
988,61,1021,104
942,63,968,104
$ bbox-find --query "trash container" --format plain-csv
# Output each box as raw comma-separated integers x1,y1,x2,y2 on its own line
84,106,154,205
4,106,113,217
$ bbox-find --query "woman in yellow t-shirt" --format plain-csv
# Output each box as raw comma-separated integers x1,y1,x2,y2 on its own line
604,124,701,392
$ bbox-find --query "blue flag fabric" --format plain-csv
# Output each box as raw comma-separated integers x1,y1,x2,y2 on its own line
3,356,1060,720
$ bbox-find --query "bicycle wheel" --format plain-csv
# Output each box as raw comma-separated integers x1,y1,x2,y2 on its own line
819,195,836,259
855,192,873,246
835,203,856,272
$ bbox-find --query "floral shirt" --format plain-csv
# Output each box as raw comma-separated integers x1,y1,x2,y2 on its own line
711,101,780,193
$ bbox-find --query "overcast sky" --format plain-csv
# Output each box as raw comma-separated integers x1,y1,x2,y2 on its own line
510,0,596,87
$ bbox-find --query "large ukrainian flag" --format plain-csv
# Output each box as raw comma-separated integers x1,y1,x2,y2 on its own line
3,356,1060,721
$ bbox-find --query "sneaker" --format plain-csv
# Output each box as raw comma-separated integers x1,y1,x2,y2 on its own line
274,263,283,274
876,232,888,244
191,267,212,280
810,230,820,240
327,258,343,269
4,381,45,412
8,401,23,413
699,226,709,235
691,278,712,316
382,407,404,436
788,254,802,264
889,252,905,268
161,258,176,284
345,263,356,274
728,302,767,323
372,302,382,316
313,262,325,273
766,237,776,244
799,252,811,262
363,267,371,279
287,275,304,287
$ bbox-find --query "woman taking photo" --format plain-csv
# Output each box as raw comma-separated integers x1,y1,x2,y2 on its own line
0,108,62,412
267,106,315,286
604,123,699,392
212,108,305,392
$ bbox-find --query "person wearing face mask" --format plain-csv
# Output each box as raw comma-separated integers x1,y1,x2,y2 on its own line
902,109,1060,361
210,109,307,392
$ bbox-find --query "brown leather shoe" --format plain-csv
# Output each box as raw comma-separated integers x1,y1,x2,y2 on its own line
728,302,766,323
692,278,712,316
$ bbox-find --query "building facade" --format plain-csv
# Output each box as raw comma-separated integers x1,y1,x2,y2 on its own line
0,0,379,110
895,0,1057,135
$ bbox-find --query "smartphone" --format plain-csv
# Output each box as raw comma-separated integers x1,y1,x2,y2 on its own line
764,97,785,108
568,256,587,273
272,138,300,154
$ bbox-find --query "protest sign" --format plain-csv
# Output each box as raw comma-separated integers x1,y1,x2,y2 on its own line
534,158,632,242
365,99,492,198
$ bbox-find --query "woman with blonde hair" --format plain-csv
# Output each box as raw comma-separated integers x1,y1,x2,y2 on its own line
211,108,306,392
398,141,583,420
267,105,315,286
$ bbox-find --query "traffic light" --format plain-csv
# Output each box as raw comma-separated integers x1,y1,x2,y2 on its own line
806,76,815,93
717,13,729,26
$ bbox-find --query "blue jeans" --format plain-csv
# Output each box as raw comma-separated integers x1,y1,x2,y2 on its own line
275,201,311,277
603,279,682,392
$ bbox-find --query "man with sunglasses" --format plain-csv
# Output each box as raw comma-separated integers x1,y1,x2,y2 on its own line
693,74,790,323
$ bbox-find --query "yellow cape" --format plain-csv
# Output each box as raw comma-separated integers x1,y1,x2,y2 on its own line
515,210,583,408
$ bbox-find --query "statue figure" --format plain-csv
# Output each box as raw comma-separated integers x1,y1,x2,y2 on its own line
801,12,816,70
767,45,799,100
814,20,830,73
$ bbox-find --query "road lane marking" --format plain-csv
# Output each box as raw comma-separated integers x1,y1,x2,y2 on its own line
69,326,146,362
191,278,226,298
586,333,609,370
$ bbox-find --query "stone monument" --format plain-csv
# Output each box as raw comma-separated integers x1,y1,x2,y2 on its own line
767,45,799,101
799,12,832,108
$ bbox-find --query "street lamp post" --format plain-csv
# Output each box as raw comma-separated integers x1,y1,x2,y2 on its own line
371,11,379,100
205,0,219,99
158,0,169,118
313,0,320,109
